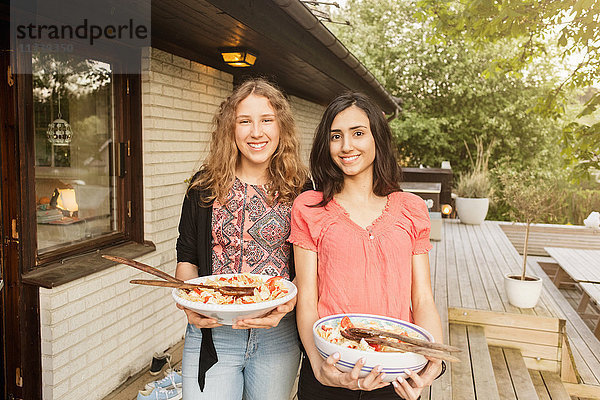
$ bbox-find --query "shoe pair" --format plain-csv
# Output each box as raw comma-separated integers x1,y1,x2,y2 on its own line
149,352,172,376
146,368,182,390
136,386,181,400
137,368,183,400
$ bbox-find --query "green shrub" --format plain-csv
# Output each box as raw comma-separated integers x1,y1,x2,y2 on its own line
488,169,600,225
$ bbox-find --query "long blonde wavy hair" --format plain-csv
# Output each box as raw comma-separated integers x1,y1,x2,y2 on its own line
190,78,307,205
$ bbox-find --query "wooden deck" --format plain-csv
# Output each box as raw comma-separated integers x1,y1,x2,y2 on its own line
426,220,600,397
106,219,600,399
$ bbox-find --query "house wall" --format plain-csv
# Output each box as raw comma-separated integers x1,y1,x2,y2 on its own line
289,95,324,165
38,48,323,399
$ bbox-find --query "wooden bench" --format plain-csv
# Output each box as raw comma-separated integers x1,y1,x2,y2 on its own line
489,346,539,399
528,369,571,400
450,323,501,399
578,282,600,340
500,223,600,257
445,321,573,399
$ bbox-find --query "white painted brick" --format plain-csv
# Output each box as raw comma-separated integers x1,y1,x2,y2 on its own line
150,58,163,73
163,63,182,77
51,349,70,370
52,329,87,354
42,340,53,357
68,280,99,302
152,71,174,85
53,353,86,384
50,298,86,325
190,61,207,74
163,85,183,98
42,384,53,400
172,54,191,69
182,68,199,81
151,48,172,63
52,379,70,400
173,98,192,111
50,319,70,339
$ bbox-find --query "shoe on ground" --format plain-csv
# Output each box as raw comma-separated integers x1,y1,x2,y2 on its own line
145,368,182,390
149,352,172,376
137,387,182,400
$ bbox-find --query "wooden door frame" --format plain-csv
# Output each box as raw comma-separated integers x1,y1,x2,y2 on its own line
1,14,42,400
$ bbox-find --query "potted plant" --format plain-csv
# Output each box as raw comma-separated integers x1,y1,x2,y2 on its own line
500,171,559,308
454,138,494,225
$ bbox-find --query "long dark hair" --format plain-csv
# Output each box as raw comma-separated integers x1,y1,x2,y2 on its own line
310,92,402,207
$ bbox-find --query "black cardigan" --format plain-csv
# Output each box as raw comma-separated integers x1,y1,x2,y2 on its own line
175,182,216,391
175,177,299,391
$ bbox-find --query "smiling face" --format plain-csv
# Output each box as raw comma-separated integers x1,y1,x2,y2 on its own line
234,94,280,173
329,105,376,180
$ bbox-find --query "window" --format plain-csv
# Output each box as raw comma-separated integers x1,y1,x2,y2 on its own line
28,51,144,268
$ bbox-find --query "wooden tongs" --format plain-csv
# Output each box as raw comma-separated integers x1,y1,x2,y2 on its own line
340,326,461,363
102,255,256,297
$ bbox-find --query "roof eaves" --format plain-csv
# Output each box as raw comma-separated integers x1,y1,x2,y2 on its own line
273,0,400,116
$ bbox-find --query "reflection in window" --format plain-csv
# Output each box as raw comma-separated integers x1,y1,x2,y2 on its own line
33,52,117,254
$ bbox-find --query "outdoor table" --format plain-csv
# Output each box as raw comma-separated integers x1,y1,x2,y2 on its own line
545,247,600,284
546,247,600,340
578,282,600,339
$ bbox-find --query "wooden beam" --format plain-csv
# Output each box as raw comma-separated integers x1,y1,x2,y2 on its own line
560,335,579,383
562,382,600,399
448,308,561,332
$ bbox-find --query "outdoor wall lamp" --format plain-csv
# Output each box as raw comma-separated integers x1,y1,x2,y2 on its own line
220,48,257,67
441,204,453,217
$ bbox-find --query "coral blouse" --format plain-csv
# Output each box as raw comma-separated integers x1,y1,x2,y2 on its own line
289,190,432,322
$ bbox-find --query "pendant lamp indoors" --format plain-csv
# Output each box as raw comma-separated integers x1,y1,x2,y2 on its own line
47,88,73,146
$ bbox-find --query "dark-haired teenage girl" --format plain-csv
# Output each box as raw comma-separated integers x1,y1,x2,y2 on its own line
289,92,443,400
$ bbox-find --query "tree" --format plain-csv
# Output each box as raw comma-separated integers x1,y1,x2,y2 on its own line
500,171,561,280
330,0,563,173
417,0,600,177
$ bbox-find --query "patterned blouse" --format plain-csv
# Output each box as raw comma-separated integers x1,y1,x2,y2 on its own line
211,177,292,279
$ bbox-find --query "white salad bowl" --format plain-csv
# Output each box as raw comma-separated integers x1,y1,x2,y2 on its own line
313,314,433,382
172,274,297,325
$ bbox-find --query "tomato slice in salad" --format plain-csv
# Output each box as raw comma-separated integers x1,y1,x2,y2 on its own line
340,316,354,329
369,343,384,352
266,276,283,292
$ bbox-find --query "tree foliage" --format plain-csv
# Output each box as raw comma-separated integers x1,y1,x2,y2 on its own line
330,0,563,174
416,0,600,177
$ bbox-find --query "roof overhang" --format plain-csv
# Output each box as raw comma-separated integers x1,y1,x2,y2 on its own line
151,0,399,115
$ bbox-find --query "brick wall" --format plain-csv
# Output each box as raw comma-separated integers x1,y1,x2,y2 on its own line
38,48,324,400
289,95,324,166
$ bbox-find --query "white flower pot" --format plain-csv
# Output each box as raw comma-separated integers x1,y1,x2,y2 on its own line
504,273,543,308
455,197,489,225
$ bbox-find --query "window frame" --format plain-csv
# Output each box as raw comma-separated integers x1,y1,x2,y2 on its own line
20,52,145,273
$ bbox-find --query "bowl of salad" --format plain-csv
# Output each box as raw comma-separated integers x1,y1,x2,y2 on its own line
313,314,433,382
173,273,296,325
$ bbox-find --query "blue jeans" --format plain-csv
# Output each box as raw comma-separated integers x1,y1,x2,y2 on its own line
182,313,301,399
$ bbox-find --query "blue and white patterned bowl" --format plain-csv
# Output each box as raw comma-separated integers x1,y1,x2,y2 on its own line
312,314,432,382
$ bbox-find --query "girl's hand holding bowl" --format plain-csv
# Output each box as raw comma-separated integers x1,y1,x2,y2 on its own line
312,314,434,383
316,351,389,391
